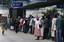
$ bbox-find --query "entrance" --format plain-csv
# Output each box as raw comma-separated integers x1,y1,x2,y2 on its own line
17,8,26,18
9,8,26,18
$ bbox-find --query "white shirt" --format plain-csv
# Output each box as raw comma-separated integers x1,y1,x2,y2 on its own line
51,18,57,30
35,19,41,29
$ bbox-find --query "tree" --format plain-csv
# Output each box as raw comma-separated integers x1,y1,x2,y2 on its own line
3,0,11,7
44,8,58,17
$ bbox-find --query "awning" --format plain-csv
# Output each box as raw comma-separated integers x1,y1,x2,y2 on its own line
10,1,58,9
21,2,57,9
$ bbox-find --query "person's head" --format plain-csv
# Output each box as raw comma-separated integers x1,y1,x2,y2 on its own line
42,16,45,19
0,14,2,16
36,16,39,20
54,14,57,18
56,13,59,17
57,14,62,19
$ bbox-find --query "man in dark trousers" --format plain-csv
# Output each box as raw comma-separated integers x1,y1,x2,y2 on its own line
23,18,29,33
43,18,49,39
28,15,33,34
56,15,62,42
61,16,64,42
14,19,20,33
43,15,52,39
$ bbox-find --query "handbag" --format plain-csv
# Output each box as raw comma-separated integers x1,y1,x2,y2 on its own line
39,24,42,28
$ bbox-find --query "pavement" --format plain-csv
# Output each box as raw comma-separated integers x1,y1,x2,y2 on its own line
0,29,54,42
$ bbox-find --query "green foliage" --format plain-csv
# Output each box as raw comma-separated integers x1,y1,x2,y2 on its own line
2,0,11,8
58,0,64,2
44,8,58,16
3,0,10,5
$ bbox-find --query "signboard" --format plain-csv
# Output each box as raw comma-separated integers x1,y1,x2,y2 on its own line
57,3,64,8
29,0,47,2
11,1,23,8
12,0,47,2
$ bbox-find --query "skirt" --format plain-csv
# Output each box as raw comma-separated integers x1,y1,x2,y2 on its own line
34,28,41,37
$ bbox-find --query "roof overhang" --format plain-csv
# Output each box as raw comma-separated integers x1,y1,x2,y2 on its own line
22,2,57,9
10,1,58,9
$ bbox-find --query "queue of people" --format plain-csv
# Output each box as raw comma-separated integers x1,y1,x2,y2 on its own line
10,14,64,42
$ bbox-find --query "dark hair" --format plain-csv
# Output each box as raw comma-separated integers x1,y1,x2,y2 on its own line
0,14,2,16
42,16,45,19
54,13,59,18
54,14,57,18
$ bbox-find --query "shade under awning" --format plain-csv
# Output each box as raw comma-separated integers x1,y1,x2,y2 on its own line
21,2,57,9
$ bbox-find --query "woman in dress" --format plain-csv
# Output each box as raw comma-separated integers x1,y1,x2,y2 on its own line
34,17,41,40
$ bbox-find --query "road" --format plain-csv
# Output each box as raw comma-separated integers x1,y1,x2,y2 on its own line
0,29,54,42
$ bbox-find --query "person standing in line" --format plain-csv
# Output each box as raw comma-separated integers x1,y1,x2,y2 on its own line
15,19,20,33
1,17,6,35
34,16,41,40
56,14,62,42
51,15,57,41
31,18,35,34
23,18,29,33
29,17,35,34
19,17,25,32
28,15,33,34
43,18,49,40
61,15,64,42
46,14,52,39
1,23,6,35
40,16,45,40
11,17,16,30
19,17,23,31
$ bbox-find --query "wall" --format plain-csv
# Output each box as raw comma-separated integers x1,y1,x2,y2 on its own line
26,10,44,17
0,9,9,17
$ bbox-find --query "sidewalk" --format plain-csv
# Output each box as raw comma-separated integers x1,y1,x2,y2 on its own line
0,29,54,42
